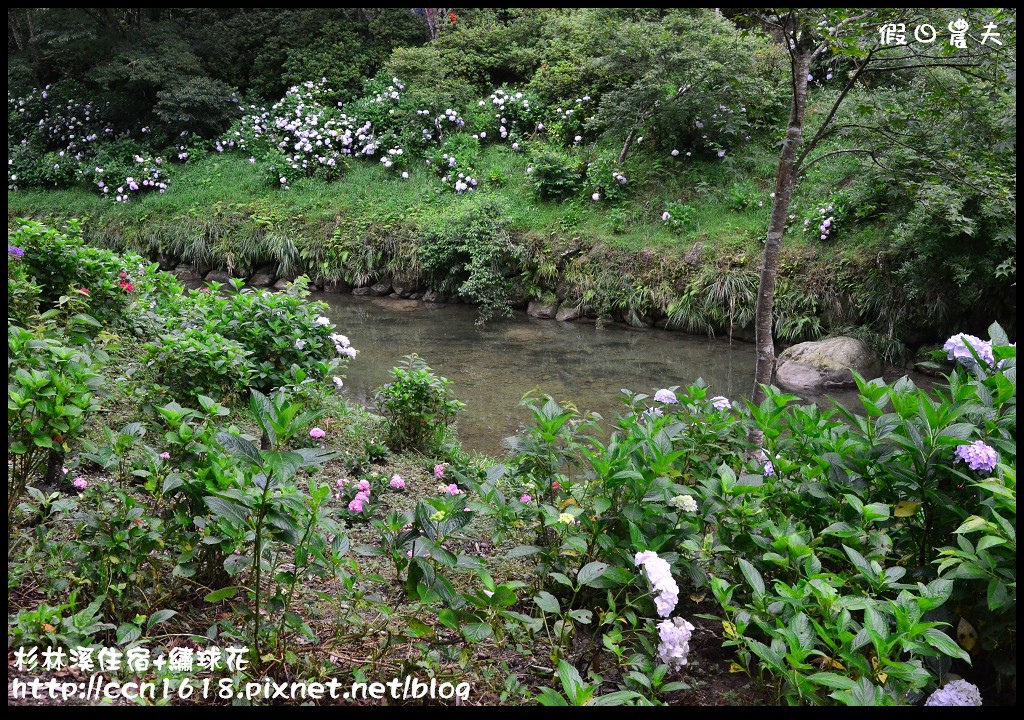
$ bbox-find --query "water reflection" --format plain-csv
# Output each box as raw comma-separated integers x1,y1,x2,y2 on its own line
313,294,931,455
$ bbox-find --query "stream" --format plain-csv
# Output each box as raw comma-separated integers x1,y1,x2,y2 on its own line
313,294,913,455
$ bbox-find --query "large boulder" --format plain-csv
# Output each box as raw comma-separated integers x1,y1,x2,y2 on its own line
527,298,559,319
775,336,882,393
205,269,231,284
320,278,351,294
555,305,583,322
172,265,202,283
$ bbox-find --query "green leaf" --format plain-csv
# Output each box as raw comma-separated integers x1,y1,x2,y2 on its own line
738,558,765,595
116,623,142,645
206,496,249,526
437,609,460,631
461,622,493,643
808,672,857,690
988,322,1008,347
204,587,238,603
549,571,574,587
353,544,386,557
589,690,643,706
923,629,970,662
577,561,610,588
557,660,584,704
568,609,593,624
536,688,569,706
586,566,634,589
146,609,177,629
534,591,561,614
224,554,251,575
216,431,263,468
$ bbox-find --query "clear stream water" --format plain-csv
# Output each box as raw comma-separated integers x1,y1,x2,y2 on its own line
312,293,901,455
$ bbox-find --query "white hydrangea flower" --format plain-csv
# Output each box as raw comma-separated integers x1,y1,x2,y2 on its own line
635,551,679,617
669,495,698,513
657,617,695,669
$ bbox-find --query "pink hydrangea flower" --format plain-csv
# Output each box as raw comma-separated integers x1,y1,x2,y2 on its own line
348,498,364,513
520,494,532,502
447,484,463,496
390,474,405,490
73,477,88,490
309,427,326,439
159,452,171,459
434,464,445,479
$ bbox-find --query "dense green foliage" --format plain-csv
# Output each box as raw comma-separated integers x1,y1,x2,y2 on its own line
6,7,1018,708
9,8,1016,355
6,221,1019,705
375,354,464,454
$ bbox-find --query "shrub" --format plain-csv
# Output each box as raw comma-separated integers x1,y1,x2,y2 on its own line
9,218,177,331
7,242,39,325
527,144,584,200
167,277,356,393
375,354,464,453
419,199,525,324
143,327,253,401
8,323,104,517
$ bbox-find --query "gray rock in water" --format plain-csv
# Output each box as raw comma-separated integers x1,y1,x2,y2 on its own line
205,270,231,284
527,299,559,319
272,278,291,291
422,290,448,303
555,305,583,322
624,308,653,329
373,299,421,312
320,278,350,293
775,336,882,393
392,281,420,297
245,271,273,288
172,265,202,283
370,281,393,297
730,322,757,343
352,286,373,296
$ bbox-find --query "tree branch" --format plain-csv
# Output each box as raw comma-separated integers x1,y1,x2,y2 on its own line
829,123,1006,200
797,148,877,176
794,46,878,172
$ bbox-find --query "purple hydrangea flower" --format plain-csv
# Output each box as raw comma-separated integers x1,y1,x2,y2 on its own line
8,245,24,258
954,441,998,473
944,333,994,366
924,679,982,706
710,396,732,411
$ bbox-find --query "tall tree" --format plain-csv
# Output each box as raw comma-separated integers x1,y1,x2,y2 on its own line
747,8,1015,414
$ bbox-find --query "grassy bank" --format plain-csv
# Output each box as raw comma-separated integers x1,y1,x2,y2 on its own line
9,141,905,356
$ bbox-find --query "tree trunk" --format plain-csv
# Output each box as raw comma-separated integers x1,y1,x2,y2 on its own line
618,127,638,165
751,53,812,410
